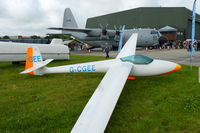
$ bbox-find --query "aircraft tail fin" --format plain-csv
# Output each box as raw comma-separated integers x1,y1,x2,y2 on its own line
63,8,78,28
21,47,53,75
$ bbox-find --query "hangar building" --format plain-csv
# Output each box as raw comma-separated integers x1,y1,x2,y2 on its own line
86,7,200,40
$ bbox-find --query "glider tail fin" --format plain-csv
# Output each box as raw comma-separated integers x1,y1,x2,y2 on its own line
21,47,53,75
25,47,43,75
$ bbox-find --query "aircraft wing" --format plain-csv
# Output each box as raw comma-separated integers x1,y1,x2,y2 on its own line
48,27,93,33
71,62,133,133
116,33,138,58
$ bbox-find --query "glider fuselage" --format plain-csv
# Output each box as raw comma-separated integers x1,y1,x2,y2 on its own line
42,55,181,77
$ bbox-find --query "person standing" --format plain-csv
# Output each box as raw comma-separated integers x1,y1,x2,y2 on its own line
104,42,110,58
197,41,200,51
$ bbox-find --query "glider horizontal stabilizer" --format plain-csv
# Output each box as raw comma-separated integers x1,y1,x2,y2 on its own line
20,59,53,74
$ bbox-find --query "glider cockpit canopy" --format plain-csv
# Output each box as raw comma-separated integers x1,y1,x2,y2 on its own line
120,54,153,65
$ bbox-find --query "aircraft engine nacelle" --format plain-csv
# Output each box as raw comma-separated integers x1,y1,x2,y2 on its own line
99,24,109,40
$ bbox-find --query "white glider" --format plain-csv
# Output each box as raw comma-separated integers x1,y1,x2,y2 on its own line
21,33,181,133
0,39,70,62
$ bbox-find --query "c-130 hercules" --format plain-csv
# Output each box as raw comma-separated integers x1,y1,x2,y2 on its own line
49,8,167,49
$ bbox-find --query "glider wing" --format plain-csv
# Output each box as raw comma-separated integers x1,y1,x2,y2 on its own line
71,62,133,133
116,33,138,58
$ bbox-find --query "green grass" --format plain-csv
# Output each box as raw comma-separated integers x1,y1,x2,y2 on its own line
0,55,200,133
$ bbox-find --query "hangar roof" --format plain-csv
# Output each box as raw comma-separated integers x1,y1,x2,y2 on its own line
86,7,200,30
159,26,178,32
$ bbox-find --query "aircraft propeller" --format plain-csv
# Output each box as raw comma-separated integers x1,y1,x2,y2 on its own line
114,25,122,37
114,25,122,41
99,24,109,40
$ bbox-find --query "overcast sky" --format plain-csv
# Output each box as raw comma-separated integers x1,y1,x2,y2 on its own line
0,0,199,36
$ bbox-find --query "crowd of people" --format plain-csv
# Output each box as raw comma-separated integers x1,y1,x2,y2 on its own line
103,39,200,58
157,40,200,51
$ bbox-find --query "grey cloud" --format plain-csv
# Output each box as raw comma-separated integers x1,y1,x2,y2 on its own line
0,0,199,36
0,1,9,17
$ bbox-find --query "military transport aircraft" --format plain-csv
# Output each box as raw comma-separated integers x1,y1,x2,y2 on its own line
48,8,166,48
21,34,181,133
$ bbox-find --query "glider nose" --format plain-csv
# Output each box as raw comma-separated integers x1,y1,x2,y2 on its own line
153,60,182,76
163,63,182,75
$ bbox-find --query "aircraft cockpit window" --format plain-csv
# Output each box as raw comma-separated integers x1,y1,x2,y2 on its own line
151,30,159,34
120,55,154,64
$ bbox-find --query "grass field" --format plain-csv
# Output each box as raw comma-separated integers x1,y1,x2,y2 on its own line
0,55,200,133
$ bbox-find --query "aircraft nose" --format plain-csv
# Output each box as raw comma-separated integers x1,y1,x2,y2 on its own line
158,36,168,45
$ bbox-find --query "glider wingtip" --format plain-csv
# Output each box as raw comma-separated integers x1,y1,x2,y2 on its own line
20,71,26,74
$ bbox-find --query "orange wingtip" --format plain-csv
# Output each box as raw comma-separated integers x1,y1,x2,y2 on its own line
128,76,136,80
